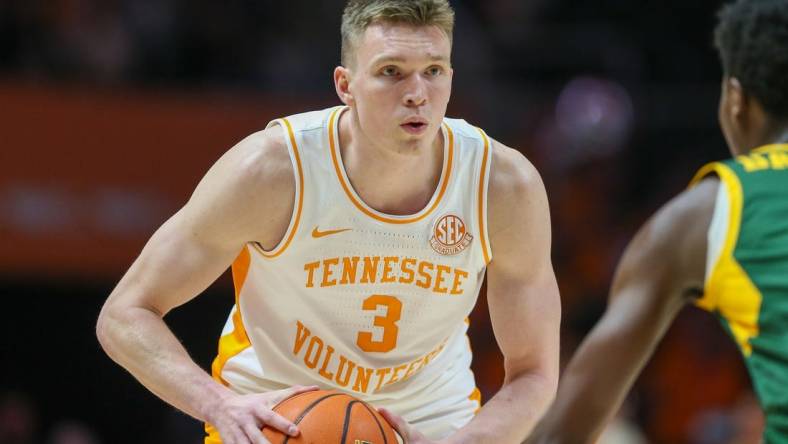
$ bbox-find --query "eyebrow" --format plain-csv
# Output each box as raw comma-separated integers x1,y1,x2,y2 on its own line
371,54,450,65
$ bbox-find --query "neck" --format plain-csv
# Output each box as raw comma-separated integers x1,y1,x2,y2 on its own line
745,111,788,152
747,124,788,153
337,108,445,215
772,125,788,145
344,109,441,158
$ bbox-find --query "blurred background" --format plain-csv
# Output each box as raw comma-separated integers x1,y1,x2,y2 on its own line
0,0,762,443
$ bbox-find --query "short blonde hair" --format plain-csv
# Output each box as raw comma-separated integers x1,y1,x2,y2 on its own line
341,0,455,67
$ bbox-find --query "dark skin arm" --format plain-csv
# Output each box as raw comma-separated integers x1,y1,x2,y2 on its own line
527,177,719,444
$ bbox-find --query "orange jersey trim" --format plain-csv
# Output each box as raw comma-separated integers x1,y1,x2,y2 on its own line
253,117,304,258
468,387,482,413
327,107,454,224
475,127,492,265
204,424,221,444
464,325,482,414
211,247,253,385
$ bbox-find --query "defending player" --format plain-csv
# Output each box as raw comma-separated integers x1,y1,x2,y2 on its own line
96,1,561,443
527,0,788,442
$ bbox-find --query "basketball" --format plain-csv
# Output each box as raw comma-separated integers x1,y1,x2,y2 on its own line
262,390,400,444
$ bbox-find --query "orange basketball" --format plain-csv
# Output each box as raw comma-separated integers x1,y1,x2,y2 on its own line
262,389,400,444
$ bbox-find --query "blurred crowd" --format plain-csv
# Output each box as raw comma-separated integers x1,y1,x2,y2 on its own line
0,0,763,443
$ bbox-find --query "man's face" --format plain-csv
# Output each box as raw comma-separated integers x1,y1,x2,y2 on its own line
343,22,453,147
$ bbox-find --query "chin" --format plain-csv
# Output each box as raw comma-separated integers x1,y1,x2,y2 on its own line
395,134,428,151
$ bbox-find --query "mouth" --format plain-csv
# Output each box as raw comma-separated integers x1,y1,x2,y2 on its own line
400,119,429,134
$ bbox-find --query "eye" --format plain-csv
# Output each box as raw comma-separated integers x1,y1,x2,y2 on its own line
381,66,399,77
426,66,444,76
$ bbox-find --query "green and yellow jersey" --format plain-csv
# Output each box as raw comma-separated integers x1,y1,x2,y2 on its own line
691,143,788,443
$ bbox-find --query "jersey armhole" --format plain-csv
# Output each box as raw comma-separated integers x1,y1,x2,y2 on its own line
473,127,493,265
251,118,304,259
689,162,742,311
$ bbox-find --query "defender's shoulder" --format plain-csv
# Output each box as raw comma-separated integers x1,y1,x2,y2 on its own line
658,176,720,232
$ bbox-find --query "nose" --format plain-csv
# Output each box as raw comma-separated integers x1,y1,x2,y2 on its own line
402,74,427,107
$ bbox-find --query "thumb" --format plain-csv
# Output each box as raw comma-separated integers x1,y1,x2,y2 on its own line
377,407,415,442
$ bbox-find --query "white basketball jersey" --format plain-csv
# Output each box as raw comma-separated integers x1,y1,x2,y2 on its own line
211,106,492,439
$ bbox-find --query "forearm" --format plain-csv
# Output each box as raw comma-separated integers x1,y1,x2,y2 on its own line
529,335,645,444
529,295,685,443
449,370,557,444
97,304,232,421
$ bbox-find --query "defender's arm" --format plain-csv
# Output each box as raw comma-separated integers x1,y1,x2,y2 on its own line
528,178,719,444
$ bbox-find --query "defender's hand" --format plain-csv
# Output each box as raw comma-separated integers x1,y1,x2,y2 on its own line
207,385,319,444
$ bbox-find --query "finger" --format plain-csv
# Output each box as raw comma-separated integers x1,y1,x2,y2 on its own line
242,422,271,444
256,408,299,437
271,384,320,404
218,425,245,444
377,407,413,441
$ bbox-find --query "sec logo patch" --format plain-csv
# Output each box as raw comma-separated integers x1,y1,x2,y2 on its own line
430,214,473,255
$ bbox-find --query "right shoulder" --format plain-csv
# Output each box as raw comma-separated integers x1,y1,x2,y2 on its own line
199,124,294,202
181,124,296,248
219,124,292,190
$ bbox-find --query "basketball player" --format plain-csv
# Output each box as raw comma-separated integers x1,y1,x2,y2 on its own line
96,1,561,443
526,0,788,442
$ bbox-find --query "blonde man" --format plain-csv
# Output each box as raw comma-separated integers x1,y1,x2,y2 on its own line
97,1,560,443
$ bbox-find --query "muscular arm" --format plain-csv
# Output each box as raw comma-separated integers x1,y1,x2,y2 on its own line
528,178,719,444
96,126,311,443
380,143,561,443
456,143,562,443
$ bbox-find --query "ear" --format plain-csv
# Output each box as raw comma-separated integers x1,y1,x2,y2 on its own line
725,77,747,121
334,66,354,106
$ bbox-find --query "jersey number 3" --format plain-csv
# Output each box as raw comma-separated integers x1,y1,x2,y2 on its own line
356,295,402,353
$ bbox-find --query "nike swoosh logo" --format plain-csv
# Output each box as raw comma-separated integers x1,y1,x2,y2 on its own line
312,227,352,238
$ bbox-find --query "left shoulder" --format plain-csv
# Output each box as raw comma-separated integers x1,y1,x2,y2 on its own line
489,139,541,193
487,140,552,262
487,139,547,235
